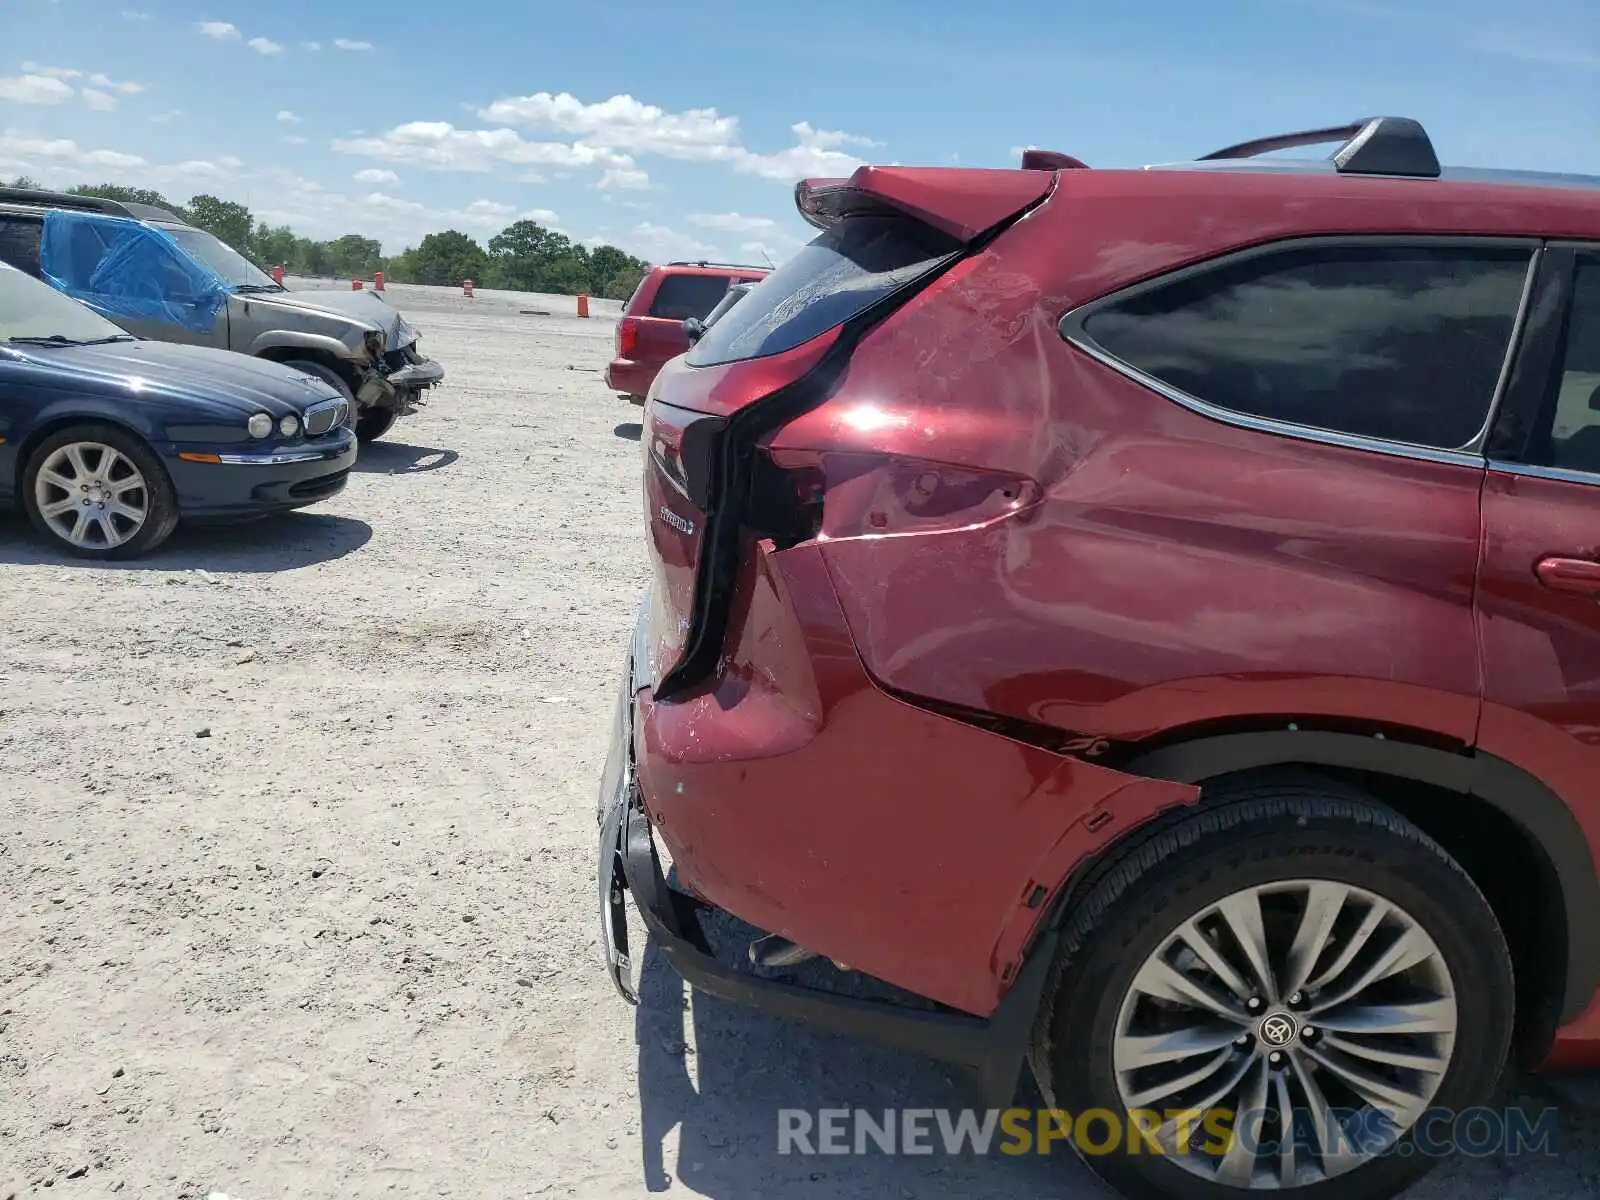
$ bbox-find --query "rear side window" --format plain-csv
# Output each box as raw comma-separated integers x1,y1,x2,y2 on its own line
687,216,961,367
1078,242,1533,449
649,274,730,320
1532,255,1600,475
0,216,43,277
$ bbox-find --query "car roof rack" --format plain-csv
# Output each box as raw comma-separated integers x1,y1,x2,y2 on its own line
1198,116,1441,178
0,186,136,217
0,188,187,224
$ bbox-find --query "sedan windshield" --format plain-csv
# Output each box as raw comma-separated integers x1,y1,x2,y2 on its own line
0,262,133,344
164,226,281,291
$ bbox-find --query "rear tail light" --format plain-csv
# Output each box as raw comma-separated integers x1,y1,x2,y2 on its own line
617,316,640,358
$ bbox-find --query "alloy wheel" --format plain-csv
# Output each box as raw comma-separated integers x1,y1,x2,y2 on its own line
1112,880,1457,1189
32,441,151,550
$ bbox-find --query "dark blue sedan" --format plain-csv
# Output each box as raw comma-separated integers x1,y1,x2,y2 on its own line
0,261,356,558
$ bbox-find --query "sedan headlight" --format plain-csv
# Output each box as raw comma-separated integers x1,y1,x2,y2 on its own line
247,413,273,439
279,414,300,438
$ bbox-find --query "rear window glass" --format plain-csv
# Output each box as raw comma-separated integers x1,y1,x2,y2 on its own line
649,274,730,320
687,216,961,367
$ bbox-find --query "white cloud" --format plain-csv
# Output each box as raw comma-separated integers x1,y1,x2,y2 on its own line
597,165,651,190
334,39,374,52
276,110,302,124
629,221,720,263
354,168,399,184
281,135,309,145
733,121,873,181
151,109,181,125
248,38,284,56
304,42,323,51
478,92,740,162
219,156,244,169
0,75,76,105
197,21,241,41
688,212,777,233
0,132,147,172
90,73,144,94
80,88,118,112
122,10,151,19
20,63,83,81
333,121,633,172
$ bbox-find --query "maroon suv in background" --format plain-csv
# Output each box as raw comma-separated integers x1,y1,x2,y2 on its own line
605,261,767,403
599,117,1600,1200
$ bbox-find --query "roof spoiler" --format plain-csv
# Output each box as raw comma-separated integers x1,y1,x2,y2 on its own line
1199,115,1441,178
794,165,1053,242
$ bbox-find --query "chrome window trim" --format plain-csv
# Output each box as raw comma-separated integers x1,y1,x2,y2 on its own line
1488,461,1600,488
1059,234,1543,470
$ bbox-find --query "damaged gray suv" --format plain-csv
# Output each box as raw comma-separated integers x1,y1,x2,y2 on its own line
0,187,443,442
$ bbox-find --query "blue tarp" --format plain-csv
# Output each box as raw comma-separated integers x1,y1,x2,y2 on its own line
38,211,230,335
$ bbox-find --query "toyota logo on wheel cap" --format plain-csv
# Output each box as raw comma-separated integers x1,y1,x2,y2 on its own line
1259,1013,1299,1048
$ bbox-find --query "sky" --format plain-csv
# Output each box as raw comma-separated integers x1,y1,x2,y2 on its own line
1,0,1596,264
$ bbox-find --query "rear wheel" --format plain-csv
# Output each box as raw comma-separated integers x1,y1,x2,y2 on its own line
1031,775,1514,1200
22,423,179,559
356,405,398,442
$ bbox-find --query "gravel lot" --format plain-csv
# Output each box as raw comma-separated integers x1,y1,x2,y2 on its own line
3,282,1598,1199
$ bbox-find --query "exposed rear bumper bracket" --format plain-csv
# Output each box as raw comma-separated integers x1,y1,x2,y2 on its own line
609,800,1057,1108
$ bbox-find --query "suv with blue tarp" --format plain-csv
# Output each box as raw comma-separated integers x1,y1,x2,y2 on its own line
0,188,443,442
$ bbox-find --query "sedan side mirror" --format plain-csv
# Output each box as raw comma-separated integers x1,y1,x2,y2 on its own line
682,316,706,343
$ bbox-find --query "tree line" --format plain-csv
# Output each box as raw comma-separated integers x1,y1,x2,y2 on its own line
2,177,651,300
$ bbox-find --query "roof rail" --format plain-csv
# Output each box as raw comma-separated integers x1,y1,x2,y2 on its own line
0,186,136,217
666,260,770,271
1198,116,1441,179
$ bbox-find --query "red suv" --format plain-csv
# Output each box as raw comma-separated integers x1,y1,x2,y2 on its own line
598,117,1600,1200
605,261,767,403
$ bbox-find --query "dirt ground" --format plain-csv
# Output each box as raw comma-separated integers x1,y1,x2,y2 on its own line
3,283,1599,1199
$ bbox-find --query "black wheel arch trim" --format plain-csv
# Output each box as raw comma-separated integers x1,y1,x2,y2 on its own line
1118,729,1600,1024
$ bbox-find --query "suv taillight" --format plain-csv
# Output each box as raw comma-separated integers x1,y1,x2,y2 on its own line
617,317,640,358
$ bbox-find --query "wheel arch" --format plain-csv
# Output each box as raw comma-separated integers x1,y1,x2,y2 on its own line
255,345,361,393
12,408,162,495
1111,729,1600,1057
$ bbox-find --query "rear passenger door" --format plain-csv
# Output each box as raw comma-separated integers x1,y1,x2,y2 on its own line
636,273,731,367
1477,246,1600,856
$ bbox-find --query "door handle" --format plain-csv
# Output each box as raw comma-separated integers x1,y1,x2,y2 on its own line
1535,556,1600,596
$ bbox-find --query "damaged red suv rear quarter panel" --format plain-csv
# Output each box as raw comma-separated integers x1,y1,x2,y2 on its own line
774,170,1598,749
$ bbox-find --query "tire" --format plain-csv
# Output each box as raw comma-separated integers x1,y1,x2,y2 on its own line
281,359,358,431
356,405,398,442
1031,773,1514,1200
22,422,179,559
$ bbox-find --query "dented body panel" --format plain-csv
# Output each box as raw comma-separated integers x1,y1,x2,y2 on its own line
632,544,1198,1015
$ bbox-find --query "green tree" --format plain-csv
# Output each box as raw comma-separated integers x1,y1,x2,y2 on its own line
601,263,648,301
254,223,298,271
407,230,488,287
487,219,580,292
586,244,638,295
4,175,42,189
185,195,255,254
66,183,181,213
325,234,382,279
